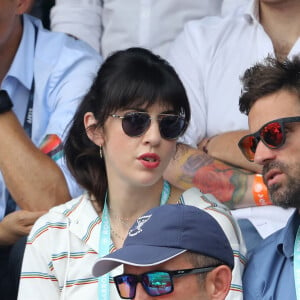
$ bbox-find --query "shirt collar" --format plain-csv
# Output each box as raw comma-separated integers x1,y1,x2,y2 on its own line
243,0,260,24
66,193,101,252
6,14,36,91
277,209,300,258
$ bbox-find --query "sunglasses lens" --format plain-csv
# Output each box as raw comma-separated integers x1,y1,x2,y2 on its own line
143,272,173,296
114,275,137,299
239,135,257,162
159,116,185,140
239,121,285,161
261,122,283,148
122,113,150,137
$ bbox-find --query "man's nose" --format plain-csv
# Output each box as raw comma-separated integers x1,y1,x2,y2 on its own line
254,141,276,165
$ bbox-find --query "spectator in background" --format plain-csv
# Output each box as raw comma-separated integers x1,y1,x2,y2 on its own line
164,0,299,253
50,0,247,59
239,55,300,300
93,204,234,300
0,0,101,299
27,0,251,58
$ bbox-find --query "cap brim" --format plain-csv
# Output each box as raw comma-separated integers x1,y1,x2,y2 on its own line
92,245,186,277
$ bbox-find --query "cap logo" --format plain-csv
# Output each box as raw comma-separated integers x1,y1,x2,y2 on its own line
128,214,152,237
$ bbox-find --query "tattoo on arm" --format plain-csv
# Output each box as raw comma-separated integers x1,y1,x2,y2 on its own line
179,153,253,209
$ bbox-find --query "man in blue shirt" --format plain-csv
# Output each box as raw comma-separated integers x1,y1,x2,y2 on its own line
0,0,101,298
238,55,300,299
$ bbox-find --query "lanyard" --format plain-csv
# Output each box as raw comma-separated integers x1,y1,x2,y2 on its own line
23,80,34,138
98,180,171,300
294,226,300,299
22,21,37,139
98,200,110,300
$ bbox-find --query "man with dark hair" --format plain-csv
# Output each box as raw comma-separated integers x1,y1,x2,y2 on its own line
165,0,300,254
93,204,233,300
238,55,300,299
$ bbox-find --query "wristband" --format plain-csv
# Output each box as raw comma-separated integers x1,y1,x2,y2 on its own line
252,174,272,206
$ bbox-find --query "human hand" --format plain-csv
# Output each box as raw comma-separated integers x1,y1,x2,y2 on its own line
0,210,46,246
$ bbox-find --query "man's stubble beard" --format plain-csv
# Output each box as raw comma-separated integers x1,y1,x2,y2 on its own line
263,161,300,209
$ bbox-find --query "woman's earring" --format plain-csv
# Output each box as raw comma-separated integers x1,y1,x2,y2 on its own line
99,145,103,159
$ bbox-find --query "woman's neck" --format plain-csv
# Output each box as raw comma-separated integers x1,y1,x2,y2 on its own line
105,179,166,248
104,180,184,248
107,179,165,221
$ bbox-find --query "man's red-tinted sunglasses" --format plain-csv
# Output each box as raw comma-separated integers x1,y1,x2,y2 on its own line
238,116,300,162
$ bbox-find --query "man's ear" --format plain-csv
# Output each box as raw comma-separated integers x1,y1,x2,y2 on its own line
205,265,232,300
84,112,105,147
16,0,34,15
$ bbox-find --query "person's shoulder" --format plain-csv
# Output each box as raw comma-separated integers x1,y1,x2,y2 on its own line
250,228,283,258
169,7,252,61
181,187,230,213
37,30,101,61
181,187,247,251
180,188,236,235
49,194,87,216
27,195,87,242
29,15,101,93
31,195,86,227
182,8,249,38
29,15,101,65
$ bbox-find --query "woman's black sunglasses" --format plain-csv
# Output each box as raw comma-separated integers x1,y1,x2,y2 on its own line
110,111,187,140
238,116,300,162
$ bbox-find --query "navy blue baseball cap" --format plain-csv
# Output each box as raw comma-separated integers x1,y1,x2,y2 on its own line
92,204,234,277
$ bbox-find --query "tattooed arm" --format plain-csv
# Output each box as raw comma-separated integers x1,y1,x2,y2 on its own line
164,143,261,209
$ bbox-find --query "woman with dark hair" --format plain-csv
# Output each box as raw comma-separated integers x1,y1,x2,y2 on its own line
18,48,245,300
18,47,190,299
63,47,190,215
